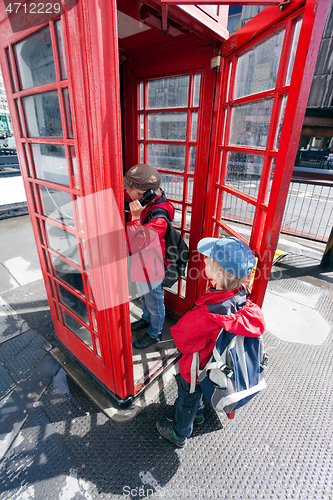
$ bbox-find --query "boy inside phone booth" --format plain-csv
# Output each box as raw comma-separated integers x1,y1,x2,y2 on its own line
124,164,175,349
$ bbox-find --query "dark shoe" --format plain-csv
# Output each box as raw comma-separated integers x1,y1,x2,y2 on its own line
131,319,150,332
133,332,160,349
194,414,204,425
156,418,187,448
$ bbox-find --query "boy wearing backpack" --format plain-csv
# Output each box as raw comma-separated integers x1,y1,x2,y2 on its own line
124,164,175,349
156,236,266,447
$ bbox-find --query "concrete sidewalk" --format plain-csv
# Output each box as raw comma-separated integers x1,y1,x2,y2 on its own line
1,215,333,500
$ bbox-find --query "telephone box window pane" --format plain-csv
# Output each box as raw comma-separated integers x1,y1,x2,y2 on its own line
51,254,84,294
226,152,264,199
173,202,183,227
14,99,24,137
191,111,198,142
62,310,93,350
5,48,17,93
39,185,74,227
189,146,196,174
161,173,184,201
139,114,144,139
234,30,285,99
148,144,185,172
140,143,144,163
187,179,194,203
221,193,256,225
69,146,79,188
22,91,63,138
58,284,88,324
147,75,189,109
148,113,187,141
62,88,73,138
139,82,144,110
55,20,67,80
192,74,201,107
13,26,56,91
45,222,80,263
229,100,274,148
274,95,288,149
31,143,69,186
23,143,33,177
286,18,302,86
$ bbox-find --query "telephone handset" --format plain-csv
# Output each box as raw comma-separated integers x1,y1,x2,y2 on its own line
124,189,156,212
139,189,157,207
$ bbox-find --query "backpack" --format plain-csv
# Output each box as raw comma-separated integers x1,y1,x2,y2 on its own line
144,208,189,288
190,323,268,415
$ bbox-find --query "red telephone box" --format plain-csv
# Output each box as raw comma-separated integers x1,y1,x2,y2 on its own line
0,0,329,407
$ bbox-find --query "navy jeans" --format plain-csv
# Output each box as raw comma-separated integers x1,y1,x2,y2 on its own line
136,281,165,339
173,375,204,439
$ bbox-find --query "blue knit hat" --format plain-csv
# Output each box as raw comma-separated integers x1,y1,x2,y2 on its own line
197,237,256,278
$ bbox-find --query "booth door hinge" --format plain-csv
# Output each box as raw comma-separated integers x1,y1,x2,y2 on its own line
211,55,221,71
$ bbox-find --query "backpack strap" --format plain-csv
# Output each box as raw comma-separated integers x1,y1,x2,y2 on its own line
143,207,170,225
190,352,200,394
189,327,225,394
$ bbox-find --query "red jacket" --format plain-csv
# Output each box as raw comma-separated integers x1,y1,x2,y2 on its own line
171,286,266,384
125,191,175,283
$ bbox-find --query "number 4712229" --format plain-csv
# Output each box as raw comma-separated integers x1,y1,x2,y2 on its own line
6,3,61,14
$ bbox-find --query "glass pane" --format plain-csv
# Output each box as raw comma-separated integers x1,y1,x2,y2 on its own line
187,178,194,203
62,310,93,350
286,18,302,86
221,192,256,225
229,99,274,148
172,202,182,227
62,88,73,138
13,26,56,90
69,146,79,188
226,62,232,102
191,111,198,142
39,185,74,226
23,144,33,177
45,222,80,263
148,112,187,141
139,114,144,140
29,183,38,213
22,91,63,138
225,151,264,199
192,74,201,107
148,144,185,172
274,95,288,149
58,284,88,324
55,20,67,80
31,143,69,186
185,206,192,229
51,254,84,294
94,336,101,357
5,48,17,93
189,146,196,174
14,99,24,137
147,75,189,109
139,82,144,110
160,173,184,201
234,30,285,99
140,143,144,163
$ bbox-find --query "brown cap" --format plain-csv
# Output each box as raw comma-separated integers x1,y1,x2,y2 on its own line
123,164,161,191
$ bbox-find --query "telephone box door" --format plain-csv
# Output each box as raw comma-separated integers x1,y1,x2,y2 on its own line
0,0,134,401
203,0,330,305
